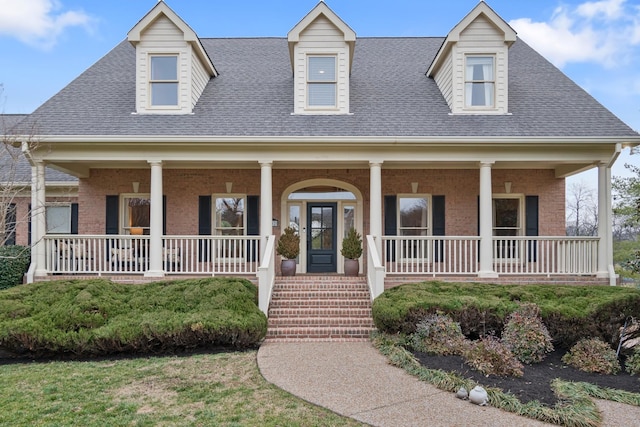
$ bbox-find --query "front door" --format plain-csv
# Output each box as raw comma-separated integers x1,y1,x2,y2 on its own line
307,203,337,273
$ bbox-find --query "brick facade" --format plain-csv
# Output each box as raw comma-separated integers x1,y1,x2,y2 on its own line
78,167,565,237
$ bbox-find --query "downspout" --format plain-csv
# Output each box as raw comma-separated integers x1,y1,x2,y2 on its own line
607,143,621,286
21,140,36,284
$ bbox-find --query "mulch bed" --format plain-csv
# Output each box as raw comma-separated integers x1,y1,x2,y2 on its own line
412,349,640,406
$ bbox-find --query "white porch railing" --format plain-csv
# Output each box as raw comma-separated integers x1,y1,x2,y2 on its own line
258,235,276,315
382,236,480,275
380,236,600,276
366,235,386,300
492,236,599,275
43,235,261,275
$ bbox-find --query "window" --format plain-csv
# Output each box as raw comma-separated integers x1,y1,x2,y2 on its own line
465,56,494,108
214,197,245,236
307,56,336,108
4,203,16,245
398,196,430,259
46,205,72,234
398,197,430,236
122,195,150,235
493,198,521,236
150,55,178,106
493,197,522,259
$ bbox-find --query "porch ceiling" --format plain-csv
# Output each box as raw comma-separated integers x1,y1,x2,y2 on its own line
47,159,596,179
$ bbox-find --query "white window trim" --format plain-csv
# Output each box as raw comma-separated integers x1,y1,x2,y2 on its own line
120,193,151,235
306,54,338,111
148,54,180,109
45,203,72,235
397,194,432,261
212,194,247,262
464,54,496,110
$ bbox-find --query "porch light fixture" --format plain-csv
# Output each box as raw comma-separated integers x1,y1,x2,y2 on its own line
132,182,140,193
272,218,279,227
411,182,419,194
504,181,512,193
226,182,233,193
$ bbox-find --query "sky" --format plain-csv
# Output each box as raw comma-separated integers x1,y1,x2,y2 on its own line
0,0,638,185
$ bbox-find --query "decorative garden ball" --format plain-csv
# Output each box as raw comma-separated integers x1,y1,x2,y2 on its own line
469,386,489,406
455,387,468,400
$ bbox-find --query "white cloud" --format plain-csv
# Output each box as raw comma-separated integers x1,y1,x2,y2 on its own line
576,0,625,20
0,0,93,49
509,0,640,69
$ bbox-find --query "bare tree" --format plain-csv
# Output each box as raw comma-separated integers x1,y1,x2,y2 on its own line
566,180,598,236
0,85,39,247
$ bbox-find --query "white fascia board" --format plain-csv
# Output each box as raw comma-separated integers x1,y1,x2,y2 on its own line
33,135,640,146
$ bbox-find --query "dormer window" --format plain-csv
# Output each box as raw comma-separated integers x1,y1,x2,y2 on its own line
308,56,337,108
150,55,179,107
465,56,495,108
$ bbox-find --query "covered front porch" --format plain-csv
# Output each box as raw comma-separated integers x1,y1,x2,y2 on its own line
25,136,622,314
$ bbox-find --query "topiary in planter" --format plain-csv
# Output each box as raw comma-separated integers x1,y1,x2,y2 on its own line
0,245,30,289
276,227,300,276
276,227,300,260
341,228,362,259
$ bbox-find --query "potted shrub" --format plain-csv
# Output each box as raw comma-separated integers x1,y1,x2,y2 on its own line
276,226,300,276
341,227,362,276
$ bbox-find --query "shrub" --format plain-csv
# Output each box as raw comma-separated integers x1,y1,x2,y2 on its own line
0,245,30,290
463,334,523,377
276,227,300,260
410,313,468,355
501,303,554,364
372,281,640,348
341,228,362,259
625,349,640,375
562,338,621,375
0,277,267,357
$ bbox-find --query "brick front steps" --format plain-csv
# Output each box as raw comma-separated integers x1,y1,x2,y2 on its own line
265,276,376,342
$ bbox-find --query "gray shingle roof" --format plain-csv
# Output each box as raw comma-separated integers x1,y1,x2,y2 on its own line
19,37,639,138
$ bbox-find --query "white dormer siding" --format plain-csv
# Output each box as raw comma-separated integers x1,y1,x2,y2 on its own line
294,16,350,115
288,3,356,115
427,2,516,116
128,2,216,115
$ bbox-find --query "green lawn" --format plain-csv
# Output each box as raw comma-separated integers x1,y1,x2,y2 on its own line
0,350,363,427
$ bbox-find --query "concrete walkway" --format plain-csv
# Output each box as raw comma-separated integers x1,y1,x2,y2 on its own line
258,341,554,427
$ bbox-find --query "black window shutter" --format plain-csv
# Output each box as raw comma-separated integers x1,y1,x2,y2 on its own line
246,196,259,261
525,196,539,262
163,195,167,235
5,203,17,245
71,203,79,235
384,195,397,262
246,196,260,236
105,196,119,235
198,196,212,262
432,195,445,261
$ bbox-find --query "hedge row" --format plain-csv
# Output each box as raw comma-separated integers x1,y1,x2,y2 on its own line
372,281,640,348
0,277,267,357
0,245,30,290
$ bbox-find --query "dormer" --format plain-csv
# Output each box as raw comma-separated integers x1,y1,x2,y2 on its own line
288,2,356,115
427,2,516,115
127,1,217,115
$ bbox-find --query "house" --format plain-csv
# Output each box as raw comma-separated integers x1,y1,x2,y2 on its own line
1,114,78,248
13,1,640,314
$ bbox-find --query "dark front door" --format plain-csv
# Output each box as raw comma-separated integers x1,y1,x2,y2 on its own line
307,203,337,273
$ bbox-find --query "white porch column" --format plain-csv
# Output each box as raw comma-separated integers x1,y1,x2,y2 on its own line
596,162,609,278
606,166,616,285
32,161,47,277
145,160,164,277
259,161,273,258
369,161,383,256
478,162,497,278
